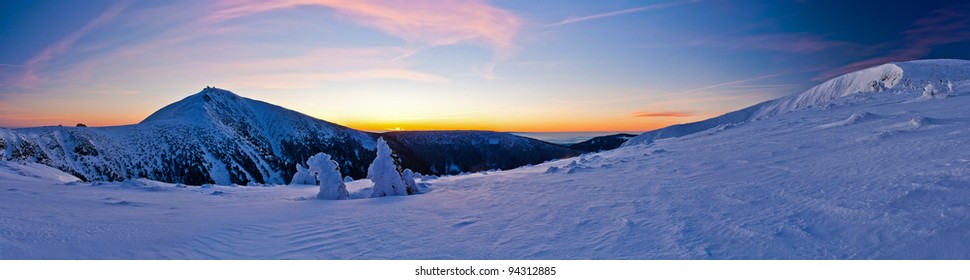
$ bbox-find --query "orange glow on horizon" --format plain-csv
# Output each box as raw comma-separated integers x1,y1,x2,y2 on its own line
0,114,148,128
1,108,710,133
341,118,690,133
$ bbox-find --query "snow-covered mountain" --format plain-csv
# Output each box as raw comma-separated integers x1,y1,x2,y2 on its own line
382,130,580,175
0,87,582,185
1,87,377,185
3,59,970,259
624,59,970,146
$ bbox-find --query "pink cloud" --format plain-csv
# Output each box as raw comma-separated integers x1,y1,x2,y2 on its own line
226,68,448,90
208,0,521,55
5,0,519,95
815,5,970,81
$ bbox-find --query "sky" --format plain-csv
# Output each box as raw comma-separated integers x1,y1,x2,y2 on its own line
2,0,970,132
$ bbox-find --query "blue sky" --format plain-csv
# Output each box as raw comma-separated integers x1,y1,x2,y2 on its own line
2,0,969,131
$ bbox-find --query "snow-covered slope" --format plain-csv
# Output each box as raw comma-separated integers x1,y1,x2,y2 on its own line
3,59,970,259
0,87,581,185
624,59,970,146
0,161,81,184
1,87,377,185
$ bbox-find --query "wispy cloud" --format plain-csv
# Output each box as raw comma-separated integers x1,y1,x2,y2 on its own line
660,72,783,97
544,1,696,28
627,74,790,122
630,92,776,122
11,1,130,88
473,61,498,80
210,0,521,55
688,33,852,53
9,0,511,96
815,5,970,81
233,69,449,88
632,111,693,118
193,0,522,82
646,93,776,108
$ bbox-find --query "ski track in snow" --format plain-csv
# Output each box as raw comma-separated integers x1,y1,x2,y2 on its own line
3,60,970,259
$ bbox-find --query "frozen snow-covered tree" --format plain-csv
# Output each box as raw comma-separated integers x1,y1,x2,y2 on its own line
289,152,349,199
290,163,316,185
368,137,418,197
305,153,349,200
402,168,420,195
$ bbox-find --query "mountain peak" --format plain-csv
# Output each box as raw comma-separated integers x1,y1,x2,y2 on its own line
754,59,970,119
198,86,238,99
140,87,247,124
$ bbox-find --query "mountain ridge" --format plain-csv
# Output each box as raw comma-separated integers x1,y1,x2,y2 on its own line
0,87,578,185
624,59,970,146
382,130,580,175
567,133,637,152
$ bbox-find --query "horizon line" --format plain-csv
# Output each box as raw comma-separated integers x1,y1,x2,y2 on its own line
0,122,646,135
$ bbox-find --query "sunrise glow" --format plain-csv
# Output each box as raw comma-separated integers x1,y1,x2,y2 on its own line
2,1,970,132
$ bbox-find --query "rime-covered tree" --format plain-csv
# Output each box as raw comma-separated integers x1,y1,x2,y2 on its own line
368,137,419,197
308,153,349,200
290,163,316,185
289,152,349,200
402,168,419,195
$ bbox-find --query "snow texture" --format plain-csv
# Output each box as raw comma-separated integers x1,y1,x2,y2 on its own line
3,59,970,259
